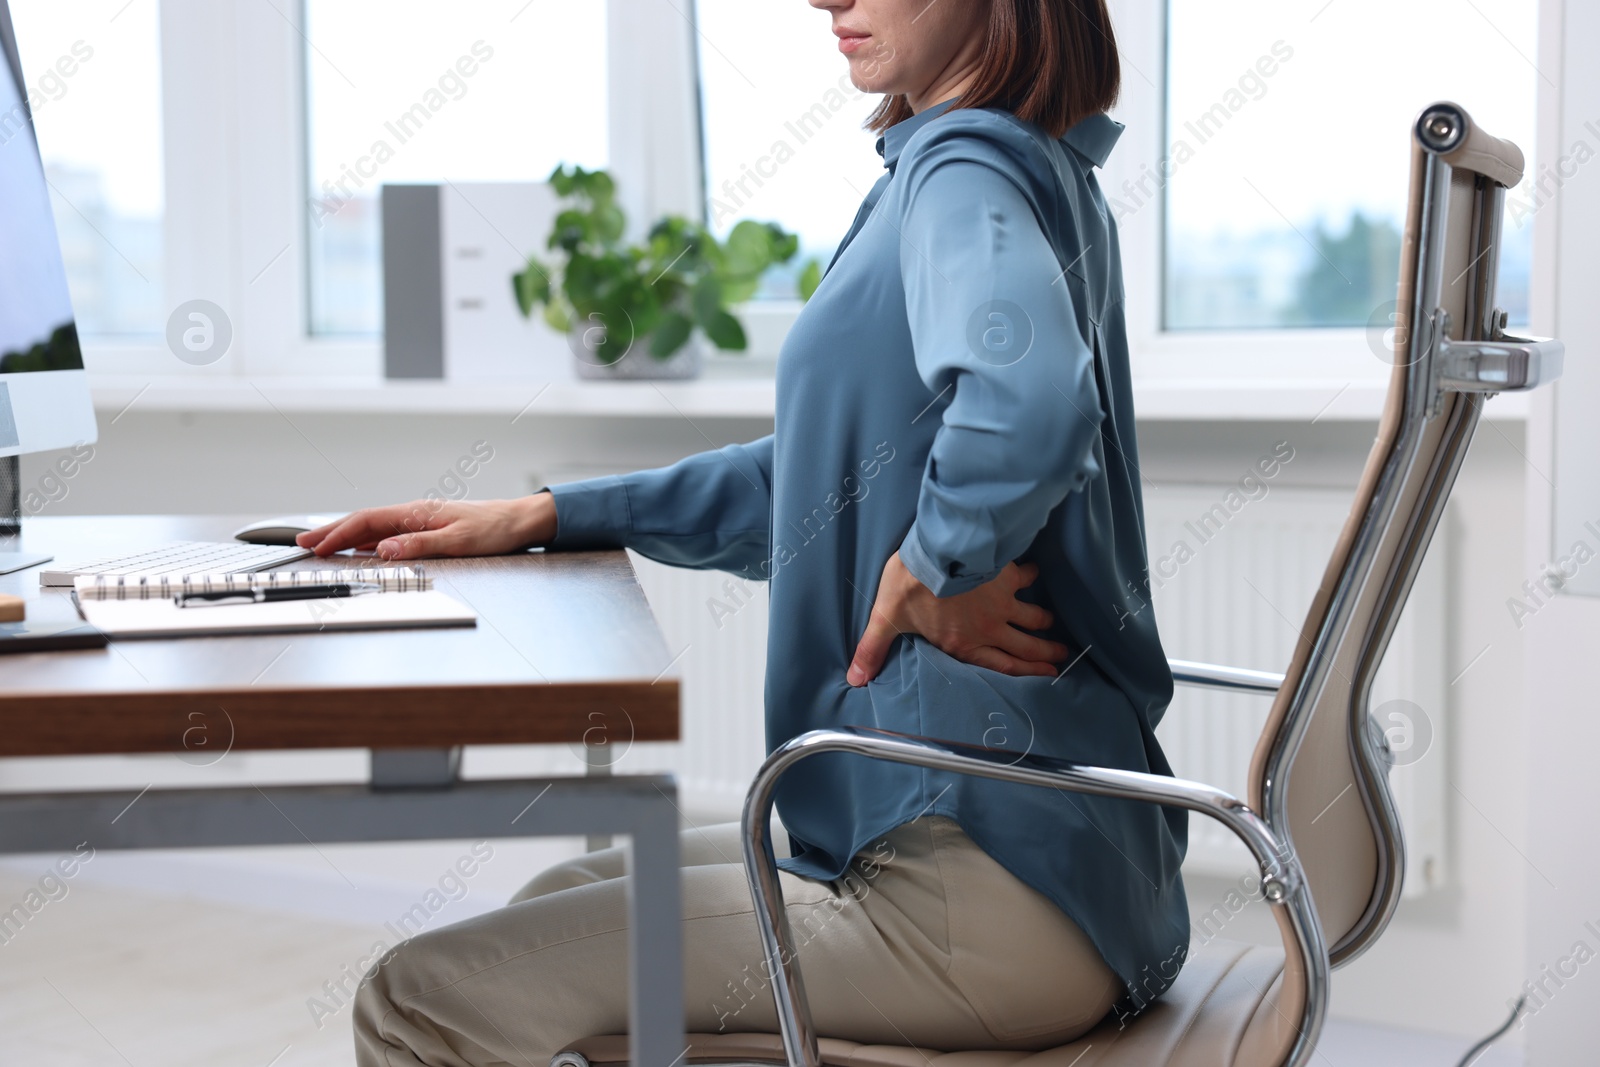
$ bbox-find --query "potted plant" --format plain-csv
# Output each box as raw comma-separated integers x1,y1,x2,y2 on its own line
513,165,810,380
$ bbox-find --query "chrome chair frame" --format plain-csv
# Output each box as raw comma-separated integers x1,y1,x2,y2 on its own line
740,727,1327,1067
732,102,1564,1067
1296,103,1560,966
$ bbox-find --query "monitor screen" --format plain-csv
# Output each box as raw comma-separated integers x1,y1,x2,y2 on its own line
0,22,81,376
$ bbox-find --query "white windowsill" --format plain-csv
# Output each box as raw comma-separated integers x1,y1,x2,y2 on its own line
89,373,781,420
82,306,1530,423
85,370,1529,422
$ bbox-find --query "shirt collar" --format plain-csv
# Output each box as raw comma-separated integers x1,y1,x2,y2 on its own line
876,96,960,169
1062,112,1124,168
875,98,1125,170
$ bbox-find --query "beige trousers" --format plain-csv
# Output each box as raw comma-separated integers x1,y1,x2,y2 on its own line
353,816,1120,1067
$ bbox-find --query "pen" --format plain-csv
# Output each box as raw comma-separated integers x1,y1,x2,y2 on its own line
175,582,382,608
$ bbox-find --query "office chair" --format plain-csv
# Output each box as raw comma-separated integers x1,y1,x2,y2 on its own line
554,101,1563,1067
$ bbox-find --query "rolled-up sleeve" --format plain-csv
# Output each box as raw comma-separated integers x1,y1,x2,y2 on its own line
894,136,1104,597
547,435,774,579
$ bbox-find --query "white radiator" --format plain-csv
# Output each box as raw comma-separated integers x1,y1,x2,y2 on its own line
485,480,1448,896
1143,486,1448,897
624,560,771,815
461,556,771,822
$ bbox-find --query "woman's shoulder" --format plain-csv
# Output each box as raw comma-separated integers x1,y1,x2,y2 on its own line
902,106,1050,157
895,106,1078,196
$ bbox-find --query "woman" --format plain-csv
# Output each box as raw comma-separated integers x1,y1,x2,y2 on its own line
308,1,1188,1062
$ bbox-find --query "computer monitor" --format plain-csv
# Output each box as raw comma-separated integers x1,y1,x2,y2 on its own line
0,0,99,531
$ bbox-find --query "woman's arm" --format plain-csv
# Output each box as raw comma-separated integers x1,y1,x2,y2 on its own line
850,124,1103,683
544,435,774,576
298,436,775,577
893,135,1103,596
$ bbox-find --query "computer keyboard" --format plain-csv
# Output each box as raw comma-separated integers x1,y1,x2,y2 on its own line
40,540,313,588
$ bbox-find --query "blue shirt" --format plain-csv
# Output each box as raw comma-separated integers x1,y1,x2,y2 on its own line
549,98,1189,1012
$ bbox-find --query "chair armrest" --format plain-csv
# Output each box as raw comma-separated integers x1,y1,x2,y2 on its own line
1430,310,1564,392
740,727,1330,1067
1169,658,1284,695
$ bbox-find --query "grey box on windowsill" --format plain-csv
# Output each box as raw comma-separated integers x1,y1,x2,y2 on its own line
381,184,446,380
381,182,571,384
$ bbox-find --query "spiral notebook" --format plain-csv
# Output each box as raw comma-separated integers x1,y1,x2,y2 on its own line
73,567,477,640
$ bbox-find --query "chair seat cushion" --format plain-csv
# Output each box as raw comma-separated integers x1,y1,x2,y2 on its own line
566,939,1300,1067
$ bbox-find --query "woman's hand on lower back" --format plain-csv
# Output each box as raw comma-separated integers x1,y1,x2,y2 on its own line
295,493,559,560
847,553,1071,686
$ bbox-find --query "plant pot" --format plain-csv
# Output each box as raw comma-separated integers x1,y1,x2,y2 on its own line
569,324,705,381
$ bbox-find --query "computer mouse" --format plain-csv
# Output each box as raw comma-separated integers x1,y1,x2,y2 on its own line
232,515,339,547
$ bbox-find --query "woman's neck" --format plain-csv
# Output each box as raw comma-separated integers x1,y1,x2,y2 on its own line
906,59,981,115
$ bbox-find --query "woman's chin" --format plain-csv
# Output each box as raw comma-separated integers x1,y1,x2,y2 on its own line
844,64,891,95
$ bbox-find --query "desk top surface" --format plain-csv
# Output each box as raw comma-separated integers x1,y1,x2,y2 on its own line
0,515,679,757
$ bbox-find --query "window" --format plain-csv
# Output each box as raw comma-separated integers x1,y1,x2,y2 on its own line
0,0,1549,395
1162,0,1538,330
694,0,883,299
302,0,607,336
7,0,164,337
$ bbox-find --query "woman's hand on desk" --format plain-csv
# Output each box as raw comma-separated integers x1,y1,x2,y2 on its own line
847,554,1070,686
296,494,559,560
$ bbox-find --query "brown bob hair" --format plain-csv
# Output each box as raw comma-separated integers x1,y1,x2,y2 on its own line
866,0,1121,139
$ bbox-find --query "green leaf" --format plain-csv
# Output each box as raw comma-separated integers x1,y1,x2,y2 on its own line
771,227,799,263
584,169,616,204
608,314,642,360
570,313,620,364
563,253,604,306
551,208,592,252
512,271,534,318
579,304,637,363
596,203,626,245
721,277,760,305
651,274,687,306
702,309,746,350
628,283,664,338
727,219,765,243
648,217,690,250
512,262,551,318
799,259,823,302
691,274,724,329
542,300,572,333
649,312,694,359
724,221,770,277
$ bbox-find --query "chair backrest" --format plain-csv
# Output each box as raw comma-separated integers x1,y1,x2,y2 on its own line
1246,102,1528,969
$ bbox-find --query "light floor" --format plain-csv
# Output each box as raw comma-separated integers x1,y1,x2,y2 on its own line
0,844,1520,1067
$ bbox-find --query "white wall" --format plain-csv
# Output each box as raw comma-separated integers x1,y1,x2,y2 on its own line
1517,0,1600,1061
15,408,774,517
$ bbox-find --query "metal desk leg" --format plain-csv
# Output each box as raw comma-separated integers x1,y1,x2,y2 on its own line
626,782,683,1067
587,747,615,852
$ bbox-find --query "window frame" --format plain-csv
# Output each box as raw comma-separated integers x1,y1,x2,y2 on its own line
1106,0,1384,387
76,0,1517,406
78,0,699,380
711,0,1401,383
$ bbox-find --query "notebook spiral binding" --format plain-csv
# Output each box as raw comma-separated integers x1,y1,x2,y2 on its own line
74,565,431,601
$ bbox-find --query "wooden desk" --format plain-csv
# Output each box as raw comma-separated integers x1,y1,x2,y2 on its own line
0,515,684,1067
0,515,679,754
